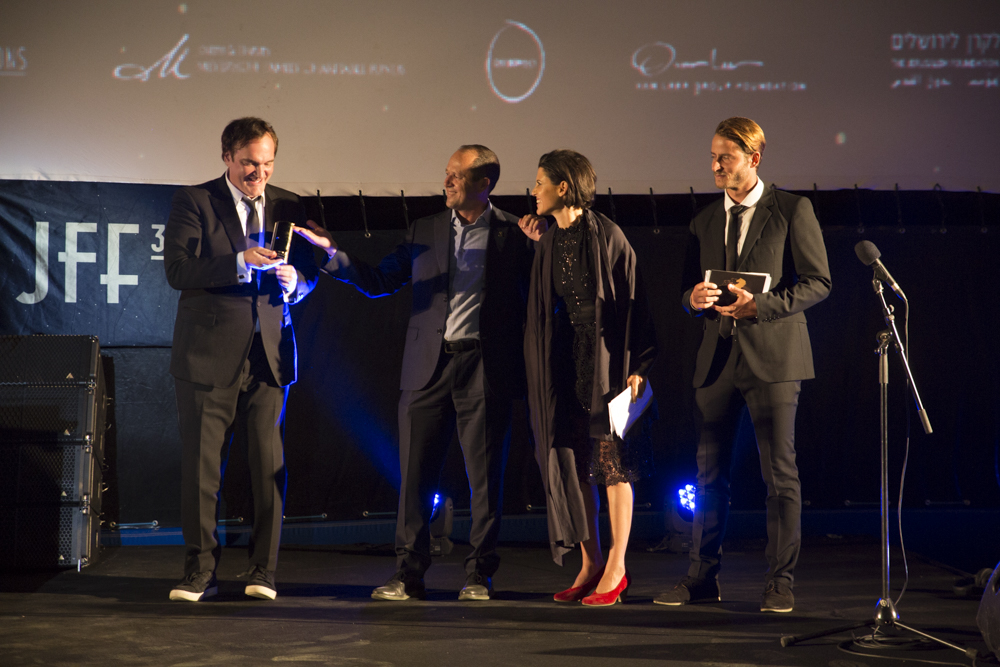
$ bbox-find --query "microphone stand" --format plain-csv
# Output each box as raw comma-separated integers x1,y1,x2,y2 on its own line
781,278,977,661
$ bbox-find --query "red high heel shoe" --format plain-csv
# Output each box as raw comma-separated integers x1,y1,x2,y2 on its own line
581,569,630,606
553,566,606,602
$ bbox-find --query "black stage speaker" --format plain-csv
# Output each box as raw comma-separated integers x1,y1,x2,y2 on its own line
980,561,1000,660
0,335,107,570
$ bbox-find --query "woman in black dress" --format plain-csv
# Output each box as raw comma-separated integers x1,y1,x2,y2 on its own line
520,150,657,606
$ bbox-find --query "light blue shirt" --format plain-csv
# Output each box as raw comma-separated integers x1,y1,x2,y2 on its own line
444,202,492,341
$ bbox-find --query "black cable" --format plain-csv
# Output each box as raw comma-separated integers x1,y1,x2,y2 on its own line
837,638,973,665
894,297,911,607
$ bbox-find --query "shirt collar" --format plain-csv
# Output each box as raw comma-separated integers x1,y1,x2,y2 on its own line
224,173,265,209
724,176,764,211
451,200,493,228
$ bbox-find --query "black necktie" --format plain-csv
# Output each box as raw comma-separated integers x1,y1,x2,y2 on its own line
721,204,747,339
243,196,262,247
243,196,263,293
725,204,747,272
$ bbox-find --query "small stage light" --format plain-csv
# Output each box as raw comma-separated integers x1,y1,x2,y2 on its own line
678,484,696,514
429,493,454,556
647,483,696,554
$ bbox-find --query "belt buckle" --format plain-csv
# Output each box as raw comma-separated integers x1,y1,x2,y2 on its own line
445,338,477,354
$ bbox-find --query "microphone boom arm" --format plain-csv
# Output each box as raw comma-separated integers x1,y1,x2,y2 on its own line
871,277,932,434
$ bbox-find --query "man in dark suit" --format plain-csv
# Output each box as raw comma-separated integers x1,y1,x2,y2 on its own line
165,117,318,602
295,145,544,601
655,118,831,613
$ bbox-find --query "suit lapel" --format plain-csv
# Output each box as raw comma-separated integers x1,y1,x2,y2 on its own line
263,184,276,239
434,210,451,275
737,186,772,270
210,175,248,252
491,207,508,254
708,202,726,273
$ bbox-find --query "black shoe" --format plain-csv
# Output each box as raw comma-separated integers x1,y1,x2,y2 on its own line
653,576,720,606
244,565,277,600
760,580,794,612
169,571,218,602
371,571,426,601
458,573,493,601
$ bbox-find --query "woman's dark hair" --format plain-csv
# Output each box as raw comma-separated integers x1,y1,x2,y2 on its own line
538,149,595,210
221,117,279,159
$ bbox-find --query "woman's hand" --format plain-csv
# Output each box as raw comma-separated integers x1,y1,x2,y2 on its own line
517,214,548,242
627,375,646,403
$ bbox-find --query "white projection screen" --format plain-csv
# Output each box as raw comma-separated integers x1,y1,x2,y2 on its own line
1,0,997,195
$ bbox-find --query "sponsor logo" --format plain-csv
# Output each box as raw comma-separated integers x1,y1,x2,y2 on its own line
114,34,405,82
486,20,545,103
0,46,28,76
630,42,809,96
114,35,190,81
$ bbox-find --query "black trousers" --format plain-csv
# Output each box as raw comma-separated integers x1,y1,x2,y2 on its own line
175,333,287,576
395,346,511,578
688,335,802,587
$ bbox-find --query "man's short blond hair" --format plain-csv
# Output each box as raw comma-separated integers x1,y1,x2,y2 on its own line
715,117,765,160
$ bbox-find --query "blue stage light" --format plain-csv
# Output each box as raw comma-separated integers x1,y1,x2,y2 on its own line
649,484,695,553
678,484,696,513
429,493,454,556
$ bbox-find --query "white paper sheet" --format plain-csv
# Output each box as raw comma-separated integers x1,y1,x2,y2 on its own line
608,380,653,439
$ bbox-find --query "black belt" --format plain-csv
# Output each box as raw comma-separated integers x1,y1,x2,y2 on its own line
443,338,480,354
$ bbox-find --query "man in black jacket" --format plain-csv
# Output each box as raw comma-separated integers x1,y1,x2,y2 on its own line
165,117,318,602
655,118,831,613
295,145,544,600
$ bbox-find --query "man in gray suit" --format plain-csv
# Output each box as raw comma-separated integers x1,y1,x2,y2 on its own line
655,117,831,613
295,145,545,601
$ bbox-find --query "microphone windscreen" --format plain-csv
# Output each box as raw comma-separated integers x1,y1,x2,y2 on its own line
854,240,881,266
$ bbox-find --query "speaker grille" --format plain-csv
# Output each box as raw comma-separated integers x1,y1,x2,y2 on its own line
0,335,99,384
0,385,95,443
0,505,88,568
0,335,106,569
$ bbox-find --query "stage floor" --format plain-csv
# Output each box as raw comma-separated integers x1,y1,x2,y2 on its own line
1,537,994,666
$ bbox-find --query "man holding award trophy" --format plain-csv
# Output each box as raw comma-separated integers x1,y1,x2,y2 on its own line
164,117,318,602
655,117,831,613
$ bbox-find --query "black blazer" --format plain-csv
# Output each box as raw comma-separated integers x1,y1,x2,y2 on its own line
322,205,534,399
682,185,832,386
165,175,319,388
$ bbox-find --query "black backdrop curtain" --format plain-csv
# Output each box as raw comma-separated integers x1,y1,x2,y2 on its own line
2,180,998,526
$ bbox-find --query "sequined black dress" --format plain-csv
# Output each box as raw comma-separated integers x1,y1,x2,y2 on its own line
550,219,648,487
525,210,658,564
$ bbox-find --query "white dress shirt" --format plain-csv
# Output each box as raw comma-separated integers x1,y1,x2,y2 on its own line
723,176,765,256
224,175,266,284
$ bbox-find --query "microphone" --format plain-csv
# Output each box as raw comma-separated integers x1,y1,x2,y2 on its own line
854,240,906,301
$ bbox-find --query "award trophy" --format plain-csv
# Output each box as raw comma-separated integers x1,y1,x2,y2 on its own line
269,220,296,261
